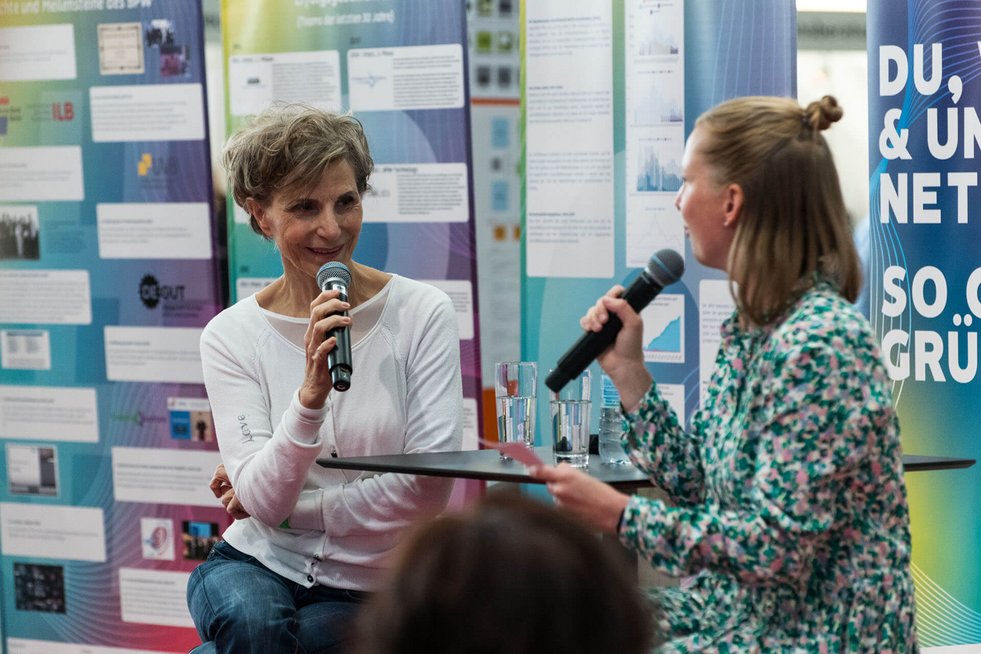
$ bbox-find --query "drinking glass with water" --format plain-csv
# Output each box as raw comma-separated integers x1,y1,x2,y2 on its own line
494,361,537,460
549,368,591,468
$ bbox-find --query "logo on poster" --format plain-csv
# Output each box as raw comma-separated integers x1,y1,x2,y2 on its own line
111,410,167,427
139,274,186,309
137,153,177,178
51,102,73,122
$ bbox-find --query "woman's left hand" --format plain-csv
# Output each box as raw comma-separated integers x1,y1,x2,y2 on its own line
528,464,630,534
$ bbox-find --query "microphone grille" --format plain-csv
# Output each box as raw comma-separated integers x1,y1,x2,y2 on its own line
646,249,685,286
316,261,352,289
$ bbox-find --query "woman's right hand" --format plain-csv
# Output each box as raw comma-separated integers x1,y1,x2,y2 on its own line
209,463,250,520
580,286,652,411
299,289,352,409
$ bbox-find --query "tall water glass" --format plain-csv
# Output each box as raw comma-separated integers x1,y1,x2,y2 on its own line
550,368,591,468
495,361,537,459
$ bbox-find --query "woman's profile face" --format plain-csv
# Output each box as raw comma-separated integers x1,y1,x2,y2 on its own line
674,127,734,271
251,159,364,285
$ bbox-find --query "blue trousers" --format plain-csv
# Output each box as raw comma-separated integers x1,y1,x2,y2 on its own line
186,540,369,654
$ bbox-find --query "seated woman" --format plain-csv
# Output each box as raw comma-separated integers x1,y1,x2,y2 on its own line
353,491,654,654
186,104,464,654
532,96,918,651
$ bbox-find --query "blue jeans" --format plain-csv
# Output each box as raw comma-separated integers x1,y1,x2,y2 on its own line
186,540,369,654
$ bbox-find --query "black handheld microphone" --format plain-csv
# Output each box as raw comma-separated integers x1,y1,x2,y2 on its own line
544,249,685,393
316,261,353,392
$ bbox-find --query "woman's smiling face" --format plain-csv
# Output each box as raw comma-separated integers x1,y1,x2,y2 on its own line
249,159,364,286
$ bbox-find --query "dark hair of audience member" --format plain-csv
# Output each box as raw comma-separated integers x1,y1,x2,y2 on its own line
352,492,654,654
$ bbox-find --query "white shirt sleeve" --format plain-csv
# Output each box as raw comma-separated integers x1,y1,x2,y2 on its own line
200,317,327,527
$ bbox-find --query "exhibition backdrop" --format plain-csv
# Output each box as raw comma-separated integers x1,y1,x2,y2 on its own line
0,1,224,652
521,0,796,435
868,0,981,647
220,0,483,453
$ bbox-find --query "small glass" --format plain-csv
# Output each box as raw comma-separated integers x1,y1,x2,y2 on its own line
549,368,591,468
494,361,537,460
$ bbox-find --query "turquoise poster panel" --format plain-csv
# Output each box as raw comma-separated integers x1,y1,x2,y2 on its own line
0,1,223,651
521,0,796,438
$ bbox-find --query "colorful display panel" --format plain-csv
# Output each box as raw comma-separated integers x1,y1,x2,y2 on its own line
868,1,981,646
220,0,483,452
0,2,223,651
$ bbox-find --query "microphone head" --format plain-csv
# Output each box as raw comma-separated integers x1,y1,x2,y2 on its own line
645,249,684,287
317,261,352,290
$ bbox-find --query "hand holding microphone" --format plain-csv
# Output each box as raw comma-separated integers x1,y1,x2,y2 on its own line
316,262,353,392
299,262,355,408
544,249,684,397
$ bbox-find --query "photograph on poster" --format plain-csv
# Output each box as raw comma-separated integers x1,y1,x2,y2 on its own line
96,22,144,76
14,563,66,613
143,18,175,48
0,329,52,370
6,444,58,497
0,206,40,260
140,517,175,561
181,520,219,561
160,44,191,77
167,397,215,442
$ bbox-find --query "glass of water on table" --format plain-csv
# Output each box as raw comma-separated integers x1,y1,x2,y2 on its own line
550,368,591,468
494,361,537,460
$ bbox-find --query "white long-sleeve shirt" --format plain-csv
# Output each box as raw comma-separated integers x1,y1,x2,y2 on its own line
200,275,463,591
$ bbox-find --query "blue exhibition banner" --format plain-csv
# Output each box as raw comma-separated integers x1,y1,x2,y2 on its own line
868,0,981,646
0,1,222,651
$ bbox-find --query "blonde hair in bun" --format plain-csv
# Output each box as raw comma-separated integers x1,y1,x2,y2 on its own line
693,95,860,326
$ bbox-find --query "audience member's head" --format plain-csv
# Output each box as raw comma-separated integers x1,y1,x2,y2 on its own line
353,491,654,654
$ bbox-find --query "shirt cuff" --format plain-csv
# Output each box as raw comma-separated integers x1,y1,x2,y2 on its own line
621,379,657,423
287,390,327,444
287,488,325,531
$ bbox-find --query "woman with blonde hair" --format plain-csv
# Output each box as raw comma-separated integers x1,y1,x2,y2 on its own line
532,96,918,652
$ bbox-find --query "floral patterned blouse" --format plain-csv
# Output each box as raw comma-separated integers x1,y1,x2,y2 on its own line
618,282,918,652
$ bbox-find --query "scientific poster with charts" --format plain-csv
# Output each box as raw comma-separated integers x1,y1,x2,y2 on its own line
868,1,981,646
522,0,795,438
220,0,482,449
0,1,223,652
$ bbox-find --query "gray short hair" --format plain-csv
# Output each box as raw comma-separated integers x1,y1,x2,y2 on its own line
221,103,374,236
